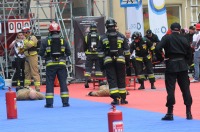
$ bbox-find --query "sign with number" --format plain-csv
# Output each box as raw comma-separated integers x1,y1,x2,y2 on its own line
8,19,30,33
0,22,2,34
120,0,138,7
8,22,15,33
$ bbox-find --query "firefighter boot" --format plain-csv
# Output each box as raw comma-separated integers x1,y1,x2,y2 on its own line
151,82,156,89
111,98,120,105
138,82,145,90
85,80,89,88
44,104,53,108
45,98,53,108
162,107,174,121
62,97,70,107
120,93,128,104
186,105,193,120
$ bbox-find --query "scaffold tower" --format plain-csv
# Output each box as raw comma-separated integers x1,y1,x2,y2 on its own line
30,0,74,82
0,0,31,79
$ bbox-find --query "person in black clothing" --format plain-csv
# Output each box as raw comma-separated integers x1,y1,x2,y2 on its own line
185,26,196,44
97,18,130,105
145,29,160,63
155,22,193,120
130,31,156,90
145,29,160,45
184,26,196,72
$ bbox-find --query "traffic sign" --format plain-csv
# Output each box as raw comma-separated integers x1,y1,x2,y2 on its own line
120,0,138,7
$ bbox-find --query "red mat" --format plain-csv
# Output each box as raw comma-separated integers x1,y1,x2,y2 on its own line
40,78,200,120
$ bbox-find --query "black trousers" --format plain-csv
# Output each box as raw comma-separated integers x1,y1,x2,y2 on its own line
135,58,155,83
85,54,101,73
15,57,25,86
46,65,69,105
165,71,193,107
105,59,126,99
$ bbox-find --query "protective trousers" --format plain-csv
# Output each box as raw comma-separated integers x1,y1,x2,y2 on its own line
104,56,127,100
84,54,102,78
135,57,155,84
24,55,40,90
165,71,192,107
45,65,69,105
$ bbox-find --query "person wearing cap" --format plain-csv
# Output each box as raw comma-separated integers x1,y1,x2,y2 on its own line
155,22,193,120
190,23,200,83
145,29,160,63
22,26,41,92
145,29,160,45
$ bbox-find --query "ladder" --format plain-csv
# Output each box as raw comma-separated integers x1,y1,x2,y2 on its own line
30,0,74,83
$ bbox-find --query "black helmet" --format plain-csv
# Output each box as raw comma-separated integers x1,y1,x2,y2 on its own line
105,19,117,28
90,23,97,32
131,31,142,40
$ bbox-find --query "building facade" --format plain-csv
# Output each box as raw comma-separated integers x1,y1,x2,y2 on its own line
92,0,200,35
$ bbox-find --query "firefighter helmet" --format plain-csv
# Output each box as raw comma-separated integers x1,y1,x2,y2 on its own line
131,31,142,40
49,22,61,32
105,18,117,28
90,23,97,32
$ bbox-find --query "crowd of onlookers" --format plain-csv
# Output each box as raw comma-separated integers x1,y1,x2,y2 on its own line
123,24,200,83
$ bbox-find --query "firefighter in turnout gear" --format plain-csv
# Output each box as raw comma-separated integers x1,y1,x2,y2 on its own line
97,18,130,105
22,26,41,92
130,31,156,90
39,21,71,108
84,23,103,88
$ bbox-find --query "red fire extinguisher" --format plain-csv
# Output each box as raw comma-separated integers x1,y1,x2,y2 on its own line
108,105,124,132
6,87,17,119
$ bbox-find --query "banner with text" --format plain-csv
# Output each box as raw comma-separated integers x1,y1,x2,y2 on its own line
73,17,105,79
148,0,168,40
126,0,144,36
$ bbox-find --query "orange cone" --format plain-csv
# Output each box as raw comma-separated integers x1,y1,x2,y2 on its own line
54,75,60,87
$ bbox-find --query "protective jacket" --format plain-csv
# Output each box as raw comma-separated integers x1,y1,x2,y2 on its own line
24,35,38,56
39,34,71,66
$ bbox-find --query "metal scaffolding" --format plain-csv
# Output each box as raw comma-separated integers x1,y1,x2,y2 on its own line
0,0,31,79
29,0,74,81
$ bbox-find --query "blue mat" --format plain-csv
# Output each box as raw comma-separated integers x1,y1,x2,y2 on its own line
0,89,200,132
